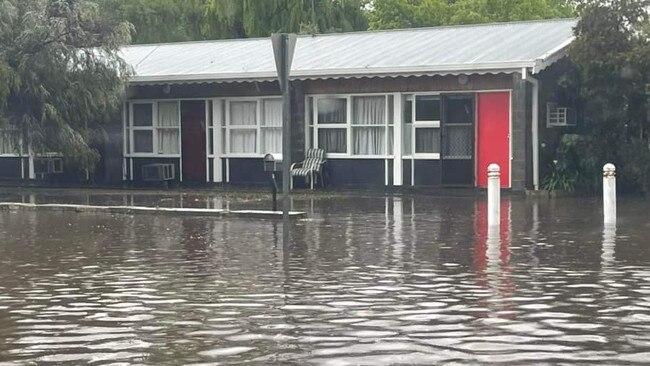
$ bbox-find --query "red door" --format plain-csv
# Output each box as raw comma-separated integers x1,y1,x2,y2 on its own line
181,101,206,182
476,92,510,188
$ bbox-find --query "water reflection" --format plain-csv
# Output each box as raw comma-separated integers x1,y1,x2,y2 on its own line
1,194,650,364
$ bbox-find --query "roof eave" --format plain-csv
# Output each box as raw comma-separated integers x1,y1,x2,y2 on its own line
128,61,537,85
532,36,575,74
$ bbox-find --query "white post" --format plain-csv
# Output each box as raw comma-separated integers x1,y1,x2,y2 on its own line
487,163,501,229
603,163,616,225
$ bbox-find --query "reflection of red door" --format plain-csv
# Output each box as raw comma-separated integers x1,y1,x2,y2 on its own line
477,92,510,188
181,101,206,182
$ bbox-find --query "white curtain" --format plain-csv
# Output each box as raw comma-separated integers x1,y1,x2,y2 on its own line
353,127,384,155
158,102,179,127
353,96,385,125
158,130,179,154
0,131,16,155
157,102,179,154
261,99,282,154
262,128,282,154
230,130,256,153
318,129,346,153
262,99,282,126
231,101,257,125
353,96,386,155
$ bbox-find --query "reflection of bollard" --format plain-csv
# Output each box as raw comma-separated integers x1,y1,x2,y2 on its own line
487,164,501,229
603,163,616,225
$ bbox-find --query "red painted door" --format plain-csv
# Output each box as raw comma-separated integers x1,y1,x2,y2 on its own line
181,101,206,182
477,92,510,188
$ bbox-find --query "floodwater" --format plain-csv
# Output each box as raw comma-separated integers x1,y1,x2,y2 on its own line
1,191,650,365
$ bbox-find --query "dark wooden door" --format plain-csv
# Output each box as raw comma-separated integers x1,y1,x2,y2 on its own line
181,100,206,182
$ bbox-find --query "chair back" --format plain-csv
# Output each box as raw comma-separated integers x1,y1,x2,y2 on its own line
304,148,326,170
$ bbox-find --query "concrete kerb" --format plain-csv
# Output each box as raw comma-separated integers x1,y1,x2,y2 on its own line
0,202,306,219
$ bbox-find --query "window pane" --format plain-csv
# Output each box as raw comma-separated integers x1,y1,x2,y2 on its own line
353,126,384,155
0,130,17,154
208,128,214,155
230,101,257,126
158,130,179,154
402,123,412,155
133,103,153,126
262,99,282,126
404,100,413,124
262,127,282,154
446,97,474,125
318,128,346,153
133,130,153,153
230,130,256,153
308,97,314,125
317,98,346,124
125,128,130,154
158,102,179,127
415,128,440,153
415,96,440,121
352,96,385,125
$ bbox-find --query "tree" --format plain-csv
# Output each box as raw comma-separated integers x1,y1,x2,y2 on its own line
97,0,369,44
559,0,650,193
0,0,131,169
366,0,575,30
203,0,368,39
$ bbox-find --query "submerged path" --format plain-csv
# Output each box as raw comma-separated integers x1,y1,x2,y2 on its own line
0,202,305,219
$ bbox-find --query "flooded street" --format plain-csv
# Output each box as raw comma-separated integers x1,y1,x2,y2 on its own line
1,191,650,365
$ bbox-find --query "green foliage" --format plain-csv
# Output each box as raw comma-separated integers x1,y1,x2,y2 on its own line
0,0,131,169
366,0,575,30
99,0,368,44
554,0,650,195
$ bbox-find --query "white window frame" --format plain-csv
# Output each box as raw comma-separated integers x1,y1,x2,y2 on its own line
0,127,22,157
411,93,442,160
308,93,394,159
126,100,182,158
546,102,575,127
222,96,282,158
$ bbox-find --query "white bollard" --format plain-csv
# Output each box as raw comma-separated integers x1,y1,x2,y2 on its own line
603,163,617,225
487,163,501,229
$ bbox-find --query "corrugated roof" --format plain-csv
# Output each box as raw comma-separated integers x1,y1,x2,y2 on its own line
121,18,577,84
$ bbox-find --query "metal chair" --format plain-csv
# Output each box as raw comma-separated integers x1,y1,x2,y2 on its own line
290,148,326,190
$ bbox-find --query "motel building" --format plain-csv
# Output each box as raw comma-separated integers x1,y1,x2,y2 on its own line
0,19,578,191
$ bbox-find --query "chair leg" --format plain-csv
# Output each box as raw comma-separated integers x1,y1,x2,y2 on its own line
310,172,314,190
290,174,293,190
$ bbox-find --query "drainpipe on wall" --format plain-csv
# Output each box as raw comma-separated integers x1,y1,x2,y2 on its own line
522,68,540,191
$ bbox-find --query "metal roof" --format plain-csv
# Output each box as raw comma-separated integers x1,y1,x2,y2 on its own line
121,18,577,84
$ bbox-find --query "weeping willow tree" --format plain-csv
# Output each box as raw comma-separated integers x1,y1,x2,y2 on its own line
204,0,368,38
98,0,368,44
0,0,131,169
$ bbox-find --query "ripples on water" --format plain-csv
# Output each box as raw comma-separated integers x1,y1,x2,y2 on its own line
1,196,650,365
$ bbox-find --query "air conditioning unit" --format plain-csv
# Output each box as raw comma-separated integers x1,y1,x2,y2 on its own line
142,163,175,181
547,103,577,127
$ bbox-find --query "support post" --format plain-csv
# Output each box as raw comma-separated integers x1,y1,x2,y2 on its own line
487,163,501,229
603,163,616,225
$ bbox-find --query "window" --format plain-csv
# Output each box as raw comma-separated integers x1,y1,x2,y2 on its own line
261,99,282,154
547,102,576,127
0,129,18,155
317,98,347,153
311,95,393,156
131,103,154,153
157,102,180,154
128,101,181,156
413,95,441,156
224,98,282,155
